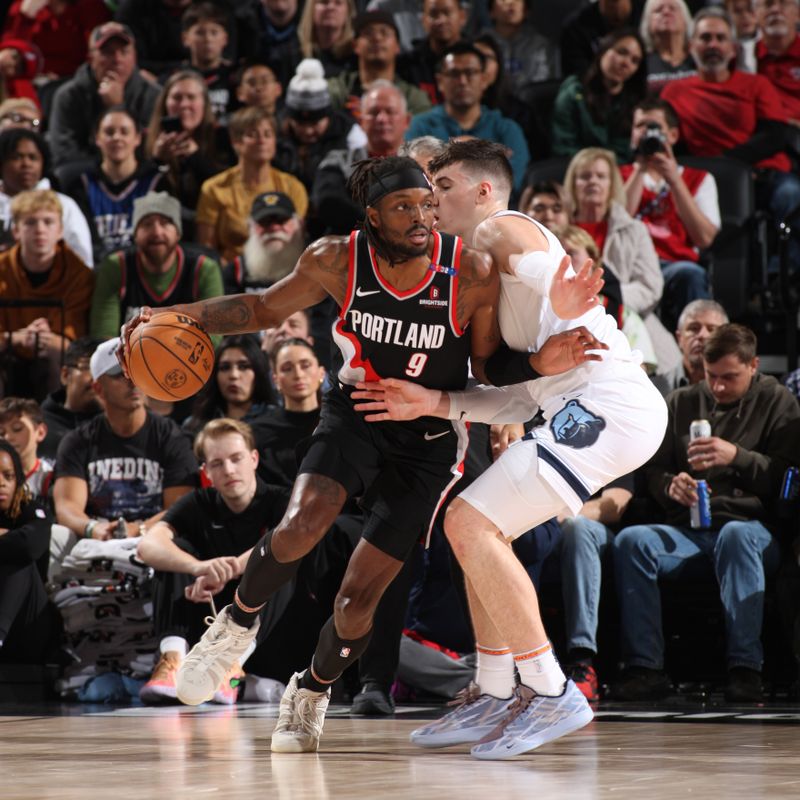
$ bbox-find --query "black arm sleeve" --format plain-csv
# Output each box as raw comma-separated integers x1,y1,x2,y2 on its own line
483,340,542,387
724,120,791,165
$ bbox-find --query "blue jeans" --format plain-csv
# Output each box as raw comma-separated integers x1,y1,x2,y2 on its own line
614,521,781,672
559,517,615,655
659,259,710,331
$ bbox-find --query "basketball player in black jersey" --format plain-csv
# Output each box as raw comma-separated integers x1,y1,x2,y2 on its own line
120,156,603,753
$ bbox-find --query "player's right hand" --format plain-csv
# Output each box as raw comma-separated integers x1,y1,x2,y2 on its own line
118,305,153,377
352,378,442,422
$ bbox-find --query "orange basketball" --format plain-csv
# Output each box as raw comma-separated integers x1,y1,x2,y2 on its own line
128,311,214,401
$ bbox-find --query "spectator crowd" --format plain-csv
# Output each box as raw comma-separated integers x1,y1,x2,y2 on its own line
1,0,800,709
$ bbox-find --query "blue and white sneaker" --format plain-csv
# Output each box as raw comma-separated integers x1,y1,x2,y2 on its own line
409,682,516,748
470,679,594,760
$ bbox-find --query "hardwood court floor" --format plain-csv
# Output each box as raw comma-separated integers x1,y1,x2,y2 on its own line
3,703,800,800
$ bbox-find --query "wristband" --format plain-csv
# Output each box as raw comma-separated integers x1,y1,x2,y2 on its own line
484,341,542,387
84,519,98,539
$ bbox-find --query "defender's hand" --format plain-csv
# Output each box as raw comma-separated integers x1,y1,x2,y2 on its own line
549,256,604,320
352,378,442,422
490,423,524,460
530,327,608,376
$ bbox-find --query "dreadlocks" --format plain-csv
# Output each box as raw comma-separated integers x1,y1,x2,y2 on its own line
347,156,432,267
0,440,31,522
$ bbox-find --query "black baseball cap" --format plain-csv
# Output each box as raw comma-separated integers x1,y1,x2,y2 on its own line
354,10,400,39
250,192,296,224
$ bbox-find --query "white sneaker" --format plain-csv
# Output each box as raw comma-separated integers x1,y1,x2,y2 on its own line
175,605,260,706
270,672,331,753
409,682,515,748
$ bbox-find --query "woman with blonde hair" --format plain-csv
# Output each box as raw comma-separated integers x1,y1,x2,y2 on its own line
563,147,680,375
196,107,307,263
639,0,696,93
297,0,357,77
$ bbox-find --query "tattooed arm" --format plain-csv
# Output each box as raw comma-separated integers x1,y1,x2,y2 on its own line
456,247,501,386
120,237,347,364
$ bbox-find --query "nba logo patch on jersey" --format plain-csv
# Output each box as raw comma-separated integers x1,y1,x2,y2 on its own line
550,399,606,449
339,647,351,658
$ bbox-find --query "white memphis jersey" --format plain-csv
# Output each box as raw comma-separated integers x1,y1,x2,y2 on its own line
492,210,630,358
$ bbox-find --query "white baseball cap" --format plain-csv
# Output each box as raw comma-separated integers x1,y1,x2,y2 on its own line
90,337,123,380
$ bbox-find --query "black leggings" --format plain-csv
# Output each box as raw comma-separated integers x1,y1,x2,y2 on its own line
0,561,61,663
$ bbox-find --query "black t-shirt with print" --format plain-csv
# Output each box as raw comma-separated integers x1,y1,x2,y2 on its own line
161,478,290,558
55,412,198,520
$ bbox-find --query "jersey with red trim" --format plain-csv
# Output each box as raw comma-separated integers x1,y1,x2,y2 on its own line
333,230,470,391
619,163,708,263
116,244,207,323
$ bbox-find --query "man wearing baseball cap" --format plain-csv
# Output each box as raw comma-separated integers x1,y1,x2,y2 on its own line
53,335,198,545
223,192,307,294
49,21,160,165
90,192,224,339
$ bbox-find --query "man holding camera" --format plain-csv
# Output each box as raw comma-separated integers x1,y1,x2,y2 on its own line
621,97,720,331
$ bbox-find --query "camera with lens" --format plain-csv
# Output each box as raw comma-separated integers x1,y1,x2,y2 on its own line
634,122,667,157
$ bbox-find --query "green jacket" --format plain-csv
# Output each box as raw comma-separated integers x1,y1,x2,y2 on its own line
551,74,633,163
327,71,432,118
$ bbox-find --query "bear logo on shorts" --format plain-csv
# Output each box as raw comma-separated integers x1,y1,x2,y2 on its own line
550,399,606,449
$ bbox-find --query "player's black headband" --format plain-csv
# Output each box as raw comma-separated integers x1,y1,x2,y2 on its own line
366,166,432,206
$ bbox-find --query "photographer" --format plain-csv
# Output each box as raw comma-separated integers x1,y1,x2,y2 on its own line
621,97,719,331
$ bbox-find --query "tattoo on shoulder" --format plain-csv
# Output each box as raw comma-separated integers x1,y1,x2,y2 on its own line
306,236,349,301
458,251,495,292
200,298,252,332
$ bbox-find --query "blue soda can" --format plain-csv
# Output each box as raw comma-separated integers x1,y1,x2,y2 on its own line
690,479,712,529
780,467,800,501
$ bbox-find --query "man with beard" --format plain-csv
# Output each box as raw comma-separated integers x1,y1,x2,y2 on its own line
661,7,800,271
90,192,224,338
120,154,604,753
222,192,306,295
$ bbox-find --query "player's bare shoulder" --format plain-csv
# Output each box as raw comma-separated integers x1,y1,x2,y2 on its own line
455,242,498,325
297,235,351,304
473,213,549,275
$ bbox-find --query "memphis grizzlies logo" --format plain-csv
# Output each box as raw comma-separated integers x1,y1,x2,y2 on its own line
550,399,606,449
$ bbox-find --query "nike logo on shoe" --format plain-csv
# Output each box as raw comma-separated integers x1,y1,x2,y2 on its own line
424,431,449,440
356,287,381,297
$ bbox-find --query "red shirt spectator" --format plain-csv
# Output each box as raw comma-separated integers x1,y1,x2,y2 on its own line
3,0,110,78
755,0,800,122
661,10,791,173
663,71,790,172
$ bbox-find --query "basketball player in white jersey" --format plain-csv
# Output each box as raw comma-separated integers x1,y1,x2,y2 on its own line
352,140,668,760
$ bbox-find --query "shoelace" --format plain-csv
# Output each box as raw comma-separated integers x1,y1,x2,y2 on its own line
291,693,325,735
447,681,481,709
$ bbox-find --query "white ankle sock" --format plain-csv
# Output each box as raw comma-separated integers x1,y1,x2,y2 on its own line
160,636,188,658
514,641,566,696
475,644,515,699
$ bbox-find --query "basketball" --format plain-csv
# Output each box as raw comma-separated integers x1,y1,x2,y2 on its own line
127,311,214,401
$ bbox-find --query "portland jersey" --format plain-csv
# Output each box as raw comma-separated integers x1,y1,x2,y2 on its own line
333,230,470,391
